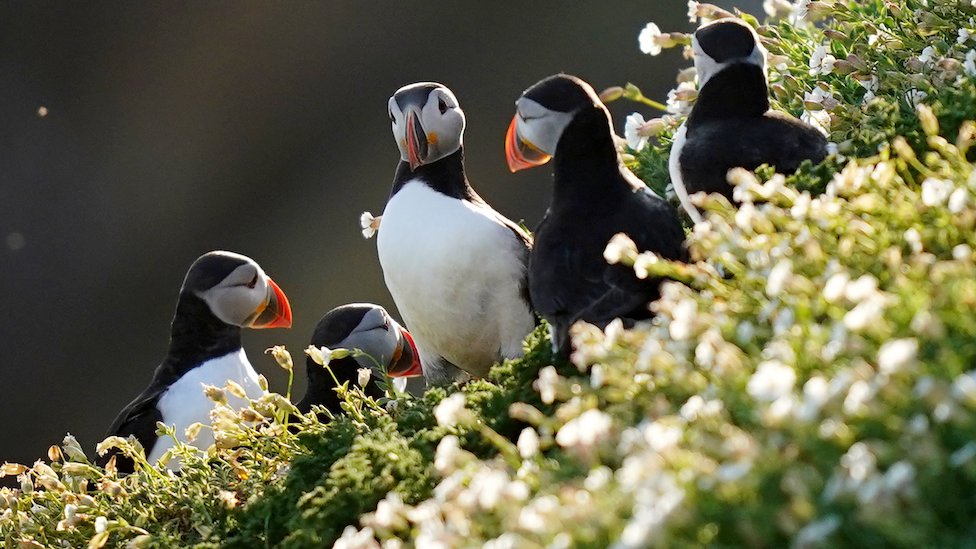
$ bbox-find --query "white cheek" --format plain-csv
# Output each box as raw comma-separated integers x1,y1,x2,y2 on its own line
517,112,572,156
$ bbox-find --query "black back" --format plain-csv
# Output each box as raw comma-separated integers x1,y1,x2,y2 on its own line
530,101,688,357
96,292,243,474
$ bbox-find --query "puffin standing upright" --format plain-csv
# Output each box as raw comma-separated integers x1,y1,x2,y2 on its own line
297,303,422,415
506,74,688,357
97,251,292,473
669,18,828,223
376,82,536,384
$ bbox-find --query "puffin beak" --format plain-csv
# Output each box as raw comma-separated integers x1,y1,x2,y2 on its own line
388,328,423,377
405,109,428,171
505,115,551,172
248,278,293,329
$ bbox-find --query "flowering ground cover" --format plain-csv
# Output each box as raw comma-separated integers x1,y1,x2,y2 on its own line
6,0,976,547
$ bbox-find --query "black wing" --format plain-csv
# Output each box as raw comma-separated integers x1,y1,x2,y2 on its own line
680,112,828,200
95,387,163,474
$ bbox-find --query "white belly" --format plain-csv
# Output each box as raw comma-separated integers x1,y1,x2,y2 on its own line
376,182,534,377
668,122,704,224
151,348,266,469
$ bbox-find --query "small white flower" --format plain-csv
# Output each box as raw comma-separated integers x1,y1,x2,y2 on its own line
333,526,381,549
877,338,918,374
556,409,613,451
624,113,649,150
921,177,954,207
687,0,701,22
950,442,976,466
643,421,682,451
918,46,938,65
904,88,928,108
433,393,467,427
794,515,841,548
517,427,540,459
535,366,559,404
747,360,797,402
949,187,969,213
808,44,837,76
843,295,886,331
666,81,698,117
801,109,831,137
360,211,381,239
638,23,664,56
804,86,836,110
905,227,923,253
954,244,972,261
823,271,850,303
357,368,372,388
766,259,792,297
94,515,108,534
844,274,878,302
965,50,976,76
434,435,461,472
959,28,973,44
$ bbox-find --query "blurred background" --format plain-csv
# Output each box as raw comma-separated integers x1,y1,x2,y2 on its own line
0,0,759,469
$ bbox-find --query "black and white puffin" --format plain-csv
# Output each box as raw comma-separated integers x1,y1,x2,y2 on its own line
375,82,536,384
96,251,292,473
506,74,688,357
297,303,422,415
669,18,828,223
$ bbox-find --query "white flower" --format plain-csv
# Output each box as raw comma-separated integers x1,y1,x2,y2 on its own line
808,44,837,76
517,427,540,459
638,23,664,55
844,274,878,302
858,75,879,103
666,81,697,117
556,409,613,451
94,515,108,534
687,0,701,22
843,380,872,414
624,113,649,150
763,0,793,18
877,338,918,374
921,177,954,206
604,233,636,268
535,366,559,404
843,294,887,331
965,50,976,76
823,271,850,303
949,187,969,213
959,28,973,44
333,526,381,549
793,515,841,549
804,86,836,110
360,211,381,239
950,442,976,466
801,109,831,136
766,259,792,297
357,368,372,388
918,46,938,64
905,227,923,253
904,88,928,108
434,435,461,472
433,393,466,427
642,421,682,451
747,360,797,402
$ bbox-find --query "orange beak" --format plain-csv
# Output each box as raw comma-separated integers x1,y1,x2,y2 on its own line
505,115,551,172
388,329,423,377
249,278,293,329
405,110,427,171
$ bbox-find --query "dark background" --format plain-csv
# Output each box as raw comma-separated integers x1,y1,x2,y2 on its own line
0,1,758,467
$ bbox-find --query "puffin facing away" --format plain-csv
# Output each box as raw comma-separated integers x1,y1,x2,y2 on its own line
297,303,422,415
506,74,688,357
97,251,292,473
376,82,536,384
669,18,828,223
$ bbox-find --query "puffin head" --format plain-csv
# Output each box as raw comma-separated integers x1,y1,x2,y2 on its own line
307,303,422,381
505,74,607,172
692,18,767,89
183,251,292,329
389,82,465,171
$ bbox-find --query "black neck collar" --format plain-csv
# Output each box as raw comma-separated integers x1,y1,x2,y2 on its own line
160,293,242,382
298,356,384,414
551,106,636,207
688,63,769,130
389,148,476,201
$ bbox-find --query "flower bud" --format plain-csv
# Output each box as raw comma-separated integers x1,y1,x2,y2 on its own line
48,446,63,463
823,29,848,41
598,86,624,103
203,385,227,405
1,463,27,477
266,346,293,372
240,408,265,423
676,66,697,83
916,104,939,136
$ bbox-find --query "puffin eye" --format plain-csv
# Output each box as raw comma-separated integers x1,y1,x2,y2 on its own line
438,98,448,114
246,274,258,289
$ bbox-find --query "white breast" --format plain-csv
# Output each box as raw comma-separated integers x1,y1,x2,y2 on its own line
668,122,704,224
150,348,266,469
376,181,534,378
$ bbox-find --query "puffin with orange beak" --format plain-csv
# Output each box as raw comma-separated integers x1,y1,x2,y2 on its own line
297,303,422,416
96,251,292,473
506,74,688,358
375,82,536,384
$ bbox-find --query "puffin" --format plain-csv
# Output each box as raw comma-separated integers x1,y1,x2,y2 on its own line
375,82,536,384
669,18,828,223
96,251,292,473
506,74,688,357
297,303,422,415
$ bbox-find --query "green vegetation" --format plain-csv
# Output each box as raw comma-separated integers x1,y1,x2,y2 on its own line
6,0,976,547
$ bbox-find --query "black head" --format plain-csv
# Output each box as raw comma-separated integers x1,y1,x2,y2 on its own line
506,74,611,171
180,251,292,329
692,19,766,89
